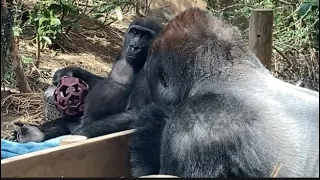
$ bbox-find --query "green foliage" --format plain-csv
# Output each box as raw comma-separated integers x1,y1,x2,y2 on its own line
11,1,26,38
90,0,135,23
11,0,138,48
3,0,138,88
14,0,135,47
206,0,319,52
298,0,319,17
206,0,319,91
13,26,22,37
26,0,80,47
21,56,33,64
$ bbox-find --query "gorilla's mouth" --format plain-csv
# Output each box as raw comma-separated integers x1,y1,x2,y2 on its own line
126,55,138,59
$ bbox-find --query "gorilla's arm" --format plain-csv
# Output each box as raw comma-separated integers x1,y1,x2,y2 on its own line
82,78,134,119
14,106,132,142
72,110,139,138
129,103,172,177
27,70,136,142
53,66,104,88
36,117,72,140
82,58,137,119
126,70,152,110
14,116,76,142
73,69,104,88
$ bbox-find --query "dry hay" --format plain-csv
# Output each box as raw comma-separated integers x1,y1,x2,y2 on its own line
270,162,284,178
272,47,319,91
1,91,45,139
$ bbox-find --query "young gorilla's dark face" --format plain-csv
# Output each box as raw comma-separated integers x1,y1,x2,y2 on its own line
124,25,158,70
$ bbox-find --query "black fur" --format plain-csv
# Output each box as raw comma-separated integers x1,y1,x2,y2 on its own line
129,8,319,178
129,103,172,175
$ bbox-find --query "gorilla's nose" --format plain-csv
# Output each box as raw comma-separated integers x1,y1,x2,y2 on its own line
129,45,141,53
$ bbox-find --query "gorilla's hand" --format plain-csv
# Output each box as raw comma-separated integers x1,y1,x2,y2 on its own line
52,65,103,88
52,65,81,85
12,121,45,143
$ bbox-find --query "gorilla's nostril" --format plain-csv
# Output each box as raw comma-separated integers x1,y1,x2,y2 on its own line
130,47,136,52
134,48,141,53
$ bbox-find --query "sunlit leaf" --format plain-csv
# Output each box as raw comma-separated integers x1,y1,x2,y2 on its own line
38,17,48,26
99,3,116,13
93,13,105,19
114,6,123,21
21,56,33,63
13,27,22,37
50,18,61,26
42,36,52,45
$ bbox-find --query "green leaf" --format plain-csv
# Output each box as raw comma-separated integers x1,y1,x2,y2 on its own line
50,17,61,26
298,3,312,17
99,4,116,13
304,0,319,6
21,56,33,63
114,6,123,21
38,17,48,26
13,27,22,37
41,36,52,45
49,10,54,18
93,13,105,19
311,0,319,7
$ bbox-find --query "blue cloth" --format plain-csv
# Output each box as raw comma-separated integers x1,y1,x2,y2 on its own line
1,136,68,159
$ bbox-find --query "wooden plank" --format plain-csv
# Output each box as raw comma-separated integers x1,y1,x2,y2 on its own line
140,175,180,178
249,9,274,70
1,129,135,178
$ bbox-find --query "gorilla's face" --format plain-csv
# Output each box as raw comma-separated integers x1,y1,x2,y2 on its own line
124,25,157,69
144,51,192,106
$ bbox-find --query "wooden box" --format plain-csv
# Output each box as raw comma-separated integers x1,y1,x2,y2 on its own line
1,129,135,178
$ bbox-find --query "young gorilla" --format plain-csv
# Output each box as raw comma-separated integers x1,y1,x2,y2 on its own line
128,8,319,177
13,18,163,142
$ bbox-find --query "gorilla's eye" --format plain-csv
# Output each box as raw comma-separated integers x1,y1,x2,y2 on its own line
130,28,138,35
142,32,150,39
158,70,168,88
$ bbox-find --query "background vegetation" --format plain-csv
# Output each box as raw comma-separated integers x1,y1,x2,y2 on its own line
2,0,319,92
206,0,319,91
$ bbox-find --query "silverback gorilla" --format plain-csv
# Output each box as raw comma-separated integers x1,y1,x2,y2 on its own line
128,8,319,178
13,18,163,142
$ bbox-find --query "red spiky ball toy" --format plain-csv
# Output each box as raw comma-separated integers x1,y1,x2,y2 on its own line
53,76,89,116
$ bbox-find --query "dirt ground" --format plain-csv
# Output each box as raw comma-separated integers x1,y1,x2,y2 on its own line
1,14,137,139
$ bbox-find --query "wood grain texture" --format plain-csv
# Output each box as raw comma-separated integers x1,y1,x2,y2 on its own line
1,129,135,178
249,9,274,70
59,135,88,145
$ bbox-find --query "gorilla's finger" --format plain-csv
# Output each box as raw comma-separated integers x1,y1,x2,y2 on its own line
13,121,27,127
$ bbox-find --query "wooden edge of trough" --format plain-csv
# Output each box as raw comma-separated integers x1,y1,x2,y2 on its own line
1,129,135,178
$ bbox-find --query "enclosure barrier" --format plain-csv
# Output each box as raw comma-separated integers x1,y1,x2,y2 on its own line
249,9,274,70
1,130,134,178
